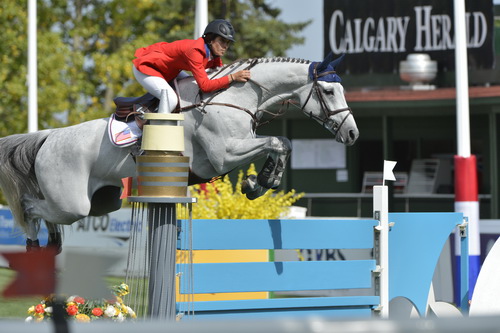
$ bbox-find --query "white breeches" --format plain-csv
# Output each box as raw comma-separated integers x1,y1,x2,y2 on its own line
133,66,178,113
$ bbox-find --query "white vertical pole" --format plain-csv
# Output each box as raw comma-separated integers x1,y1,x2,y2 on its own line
28,0,38,133
454,0,470,157
194,0,208,39
373,185,389,318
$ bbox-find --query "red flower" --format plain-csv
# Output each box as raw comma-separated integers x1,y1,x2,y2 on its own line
92,307,103,317
35,304,45,314
66,305,78,316
74,296,85,304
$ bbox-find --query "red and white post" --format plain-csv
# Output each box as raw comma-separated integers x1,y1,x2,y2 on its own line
453,0,480,303
454,156,480,302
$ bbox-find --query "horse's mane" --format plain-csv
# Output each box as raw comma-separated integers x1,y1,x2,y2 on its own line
211,57,311,79
228,57,311,68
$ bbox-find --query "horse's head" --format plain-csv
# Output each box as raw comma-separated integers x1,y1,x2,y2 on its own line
299,53,359,146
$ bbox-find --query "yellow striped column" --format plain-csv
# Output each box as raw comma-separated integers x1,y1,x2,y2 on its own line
137,155,189,197
137,113,189,198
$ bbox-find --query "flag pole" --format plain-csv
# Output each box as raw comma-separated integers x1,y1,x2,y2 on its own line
28,0,38,133
194,0,208,39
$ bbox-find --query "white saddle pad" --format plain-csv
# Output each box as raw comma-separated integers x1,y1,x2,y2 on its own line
107,114,142,147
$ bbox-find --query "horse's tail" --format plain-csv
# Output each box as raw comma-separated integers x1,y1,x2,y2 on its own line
0,131,51,232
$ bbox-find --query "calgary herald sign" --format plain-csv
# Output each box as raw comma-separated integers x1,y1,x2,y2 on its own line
324,0,494,73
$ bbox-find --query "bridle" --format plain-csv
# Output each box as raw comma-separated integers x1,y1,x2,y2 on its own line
300,62,353,139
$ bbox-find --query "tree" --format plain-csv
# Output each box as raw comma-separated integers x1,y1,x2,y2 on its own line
0,0,310,138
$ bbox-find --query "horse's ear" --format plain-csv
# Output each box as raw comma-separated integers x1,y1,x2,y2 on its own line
317,52,335,72
330,53,346,70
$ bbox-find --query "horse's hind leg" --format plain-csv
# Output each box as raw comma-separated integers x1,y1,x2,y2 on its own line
22,196,71,254
22,193,89,226
46,222,62,254
25,218,41,252
24,220,62,253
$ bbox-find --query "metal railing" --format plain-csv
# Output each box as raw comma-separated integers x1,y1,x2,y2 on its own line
303,193,492,217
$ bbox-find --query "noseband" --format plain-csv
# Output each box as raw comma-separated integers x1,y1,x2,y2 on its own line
301,62,353,139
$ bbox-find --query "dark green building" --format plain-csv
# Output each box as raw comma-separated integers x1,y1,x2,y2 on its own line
256,4,500,218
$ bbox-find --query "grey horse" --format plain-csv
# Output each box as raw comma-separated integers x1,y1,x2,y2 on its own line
0,54,358,251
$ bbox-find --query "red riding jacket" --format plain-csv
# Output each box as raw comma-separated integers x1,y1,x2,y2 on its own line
133,37,230,93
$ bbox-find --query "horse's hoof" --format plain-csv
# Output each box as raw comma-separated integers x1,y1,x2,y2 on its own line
245,191,261,200
47,232,63,255
46,244,63,255
245,187,268,200
26,238,41,252
257,157,285,189
241,174,257,194
242,175,269,199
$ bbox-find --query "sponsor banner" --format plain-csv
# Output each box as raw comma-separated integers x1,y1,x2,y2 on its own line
323,0,494,73
0,208,132,248
0,209,48,246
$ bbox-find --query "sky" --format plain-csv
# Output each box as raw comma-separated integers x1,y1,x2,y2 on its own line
272,0,500,62
271,0,324,61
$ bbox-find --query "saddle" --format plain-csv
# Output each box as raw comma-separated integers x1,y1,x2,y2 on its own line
106,93,159,148
109,81,184,147
113,93,160,129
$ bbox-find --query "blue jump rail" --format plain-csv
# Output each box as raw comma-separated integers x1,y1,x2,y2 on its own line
176,219,380,319
176,212,467,319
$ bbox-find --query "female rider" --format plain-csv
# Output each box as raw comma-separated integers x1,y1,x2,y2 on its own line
132,19,251,112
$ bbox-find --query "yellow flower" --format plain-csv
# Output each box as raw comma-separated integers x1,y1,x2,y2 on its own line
182,164,303,220
27,306,35,314
126,306,137,318
75,314,91,323
118,283,129,296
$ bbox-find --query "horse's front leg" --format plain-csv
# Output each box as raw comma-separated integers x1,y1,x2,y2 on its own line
193,135,291,199
240,136,291,199
258,136,291,189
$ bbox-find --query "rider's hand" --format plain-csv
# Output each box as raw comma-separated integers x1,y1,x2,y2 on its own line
230,70,251,83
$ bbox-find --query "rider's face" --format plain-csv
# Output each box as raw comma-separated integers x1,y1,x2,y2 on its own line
210,36,231,57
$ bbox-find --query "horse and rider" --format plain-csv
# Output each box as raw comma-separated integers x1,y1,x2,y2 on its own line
0,19,358,254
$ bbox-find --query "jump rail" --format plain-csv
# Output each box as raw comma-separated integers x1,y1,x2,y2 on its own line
177,218,380,319
175,186,469,319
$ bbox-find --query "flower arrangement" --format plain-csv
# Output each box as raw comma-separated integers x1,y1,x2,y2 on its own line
25,283,136,323
183,163,304,219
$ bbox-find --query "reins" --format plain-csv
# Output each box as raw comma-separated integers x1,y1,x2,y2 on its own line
176,58,265,131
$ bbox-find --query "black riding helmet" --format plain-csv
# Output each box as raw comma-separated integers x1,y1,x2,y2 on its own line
203,19,235,42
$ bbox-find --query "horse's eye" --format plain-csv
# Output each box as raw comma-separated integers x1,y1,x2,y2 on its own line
324,90,334,95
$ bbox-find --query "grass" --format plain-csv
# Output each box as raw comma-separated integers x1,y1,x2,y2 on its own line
0,268,39,319
0,267,125,320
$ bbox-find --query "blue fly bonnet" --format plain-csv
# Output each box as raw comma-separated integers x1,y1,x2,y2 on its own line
308,53,345,82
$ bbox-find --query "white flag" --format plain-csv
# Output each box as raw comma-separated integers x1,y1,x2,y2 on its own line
383,160,397,183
